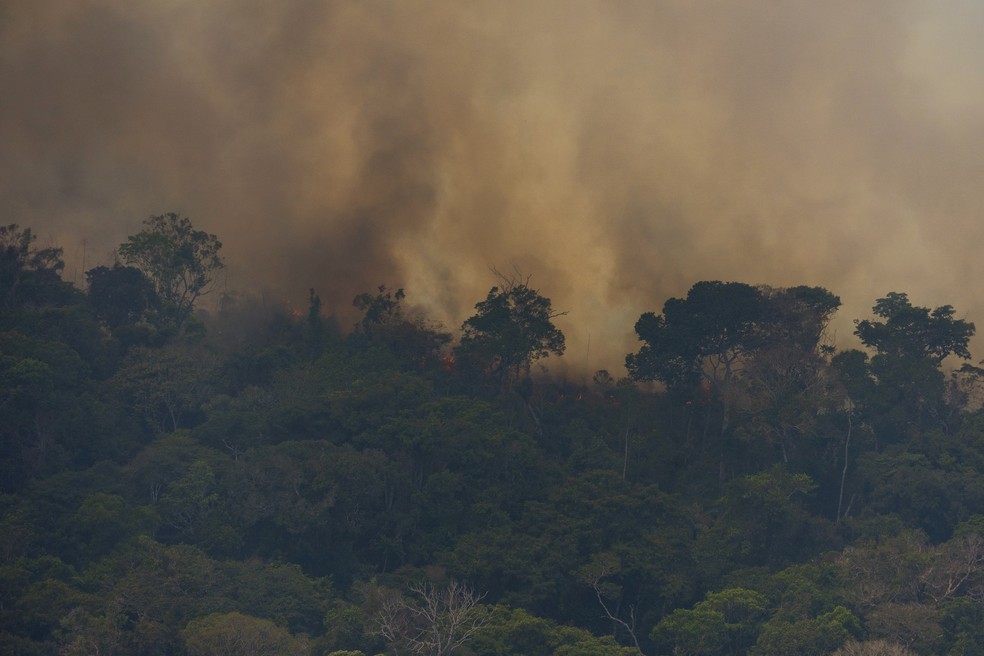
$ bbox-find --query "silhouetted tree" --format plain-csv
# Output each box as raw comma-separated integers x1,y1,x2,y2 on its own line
855,292,974,365
853,292,975,438
455,271,565,388
86,264,161,346
0,224,69,310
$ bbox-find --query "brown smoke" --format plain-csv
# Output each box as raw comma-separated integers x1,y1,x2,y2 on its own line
4,1,984,375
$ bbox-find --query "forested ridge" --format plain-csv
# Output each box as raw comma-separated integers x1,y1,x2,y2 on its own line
5,217,984,656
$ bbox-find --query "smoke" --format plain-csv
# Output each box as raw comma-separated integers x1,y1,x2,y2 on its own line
4,0,984,374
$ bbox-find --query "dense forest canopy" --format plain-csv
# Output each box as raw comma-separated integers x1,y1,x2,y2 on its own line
5,217,984,656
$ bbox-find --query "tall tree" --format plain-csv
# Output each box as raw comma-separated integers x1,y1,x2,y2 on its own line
627,282,840,392
455,272,565,387
853,292,975,438
627,282,840,469
626,281,769,393
855,292,974,366
731,284,843,471
117,213,224,328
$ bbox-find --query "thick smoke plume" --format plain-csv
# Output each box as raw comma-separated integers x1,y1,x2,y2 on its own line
5,1,984,374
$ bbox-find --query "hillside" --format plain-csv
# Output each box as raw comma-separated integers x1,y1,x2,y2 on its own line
3,220,984,655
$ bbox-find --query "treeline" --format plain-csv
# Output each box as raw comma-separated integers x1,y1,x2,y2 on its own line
3,216,984,655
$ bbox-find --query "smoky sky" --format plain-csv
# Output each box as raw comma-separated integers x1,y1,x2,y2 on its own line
5,0,984,375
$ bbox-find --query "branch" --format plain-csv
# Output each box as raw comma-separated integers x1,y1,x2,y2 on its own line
588,568,641,651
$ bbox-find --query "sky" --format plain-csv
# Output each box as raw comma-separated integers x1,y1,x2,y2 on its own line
4,0,984,376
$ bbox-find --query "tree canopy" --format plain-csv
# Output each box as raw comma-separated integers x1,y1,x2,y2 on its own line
855,291,975,365
9,221,984,656
117,213,224,327
626,281,840,391
456,272,566,386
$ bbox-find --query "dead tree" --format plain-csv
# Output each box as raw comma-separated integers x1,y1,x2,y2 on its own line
374,580,489,656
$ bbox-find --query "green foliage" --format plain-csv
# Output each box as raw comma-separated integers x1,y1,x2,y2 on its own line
12,230,984,656
117,213,224,328
652,587,768,656
471,605,641,656
627,283,842,486
67,492,158,562
750,605,859,655
626,282,838,389
182,611,309,656
758,563,849,625
695,466,835,581
858,448,984,541
940,597,984,656
113,344,215,433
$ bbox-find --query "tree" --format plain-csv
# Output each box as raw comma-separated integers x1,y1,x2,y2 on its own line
764,285,841,352
0,224,67,311
353,285,407,337
732,340,845,468
352,285,451,369
577,550,650,651
694,466,830,579
750,605,860,656
467,605,641,656
651,588,768,656
112,344,214,433
372,579,489,656
181,611,309,656
86,263,161,345
627,282,839,392
831,641,917,656
0,330,92,490
852,293,975,438
855,292,974,365
627,282,840,477
455,271,565,387
626,281,768,391
118,213,224,328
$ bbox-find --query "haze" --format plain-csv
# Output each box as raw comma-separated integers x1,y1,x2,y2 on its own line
4,1,984,375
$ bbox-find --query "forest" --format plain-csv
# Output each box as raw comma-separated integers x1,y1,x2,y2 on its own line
5,214,984,656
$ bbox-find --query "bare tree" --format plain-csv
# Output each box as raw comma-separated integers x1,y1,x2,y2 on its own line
374,580,488,656
832,640,917,656
919,531,984,604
